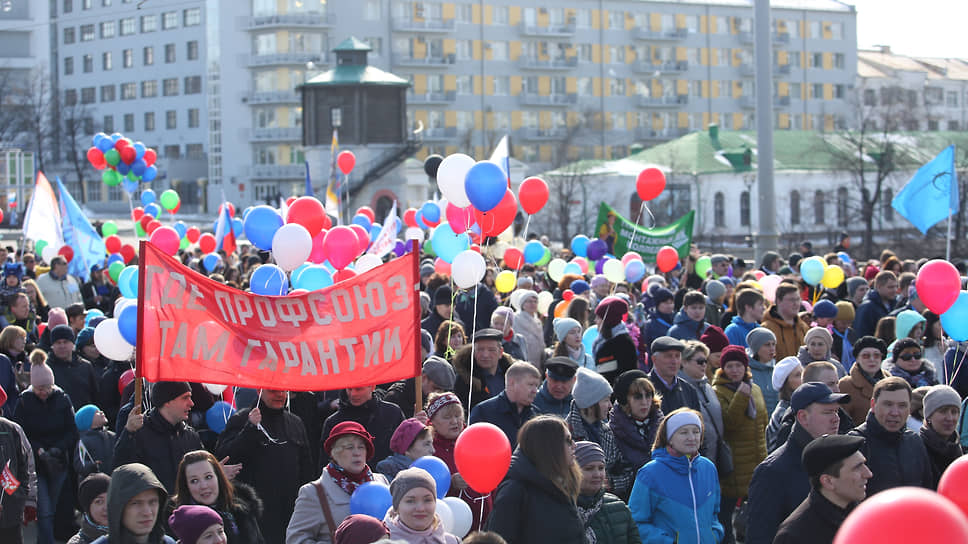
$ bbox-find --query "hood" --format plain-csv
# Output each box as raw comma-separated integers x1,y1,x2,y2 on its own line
895,310,926,340
651,447,700,476
106,463,169,544
763,306,795,330
730,315,758,330
747,352,774,370
673,309,695,325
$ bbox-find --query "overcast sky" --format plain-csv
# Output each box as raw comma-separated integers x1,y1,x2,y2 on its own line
848,0,968,58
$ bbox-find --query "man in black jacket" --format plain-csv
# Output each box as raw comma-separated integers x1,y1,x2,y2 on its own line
852,271,897,338
45,325,99,409
468,362,541,448
318,385,404,470
647,336,701,414
113,381,203,493
0,387,36,542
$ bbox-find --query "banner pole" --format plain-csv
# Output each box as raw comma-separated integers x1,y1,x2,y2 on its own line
411,239,423,416
947,208,952,262
135,240,146,409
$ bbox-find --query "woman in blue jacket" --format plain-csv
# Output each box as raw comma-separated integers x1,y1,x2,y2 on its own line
629,408,724,544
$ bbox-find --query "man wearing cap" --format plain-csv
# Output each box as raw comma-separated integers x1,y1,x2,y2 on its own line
318,384,405,470
453,328,516,409
774,435,871,544
35,255,83,310
848,376,933,494
114,381,203,492
710,254,730,279
469,362,541,449
65,302,87,335
647,336,702,414
532,357,578,419
46,323,99,409
745,382,851,544
769,361,854,452
384,355,457,418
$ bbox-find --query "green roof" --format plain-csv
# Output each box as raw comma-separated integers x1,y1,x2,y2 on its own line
545,130,968,177
303,65,409,86
334,37,372,52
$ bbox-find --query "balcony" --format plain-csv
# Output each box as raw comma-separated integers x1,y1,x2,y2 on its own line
392,53,456,68
249,164,305,180
631,60,689,74
250,127,302,142
420,127,458,141
517,93,578,107
635,127,688,139
516,128,570,141
633,28,688,41
776,64,792,76
739,32,754,44
244,90,300,104
774,96,791,107
773,32,791,45
248,52,325,67
517,56,578,71
637,95,687,108
518,22,576,37
392,18,456,33
246,12,335,30
407,90,457,104
739,63,755,77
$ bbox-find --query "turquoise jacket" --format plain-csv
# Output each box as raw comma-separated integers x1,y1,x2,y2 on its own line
629,447,724,544
748,356,778,414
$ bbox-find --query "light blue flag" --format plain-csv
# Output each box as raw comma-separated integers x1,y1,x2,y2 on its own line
304,160,314,197
892,145,959,234
56,177,106,281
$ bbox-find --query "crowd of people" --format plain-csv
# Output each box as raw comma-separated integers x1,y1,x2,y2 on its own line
0,233,966,544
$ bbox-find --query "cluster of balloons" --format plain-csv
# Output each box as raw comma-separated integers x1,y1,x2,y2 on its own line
800,255,846,289
87,132,159,189
560,237,652,286
32,239,75,265
916,260,968,341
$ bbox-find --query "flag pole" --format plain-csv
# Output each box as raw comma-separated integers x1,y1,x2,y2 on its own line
947,207,953,262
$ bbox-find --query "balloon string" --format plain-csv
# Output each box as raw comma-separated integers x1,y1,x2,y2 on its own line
445,275,457,361
508,215,533,306
949,343,968,386
466,236,492,408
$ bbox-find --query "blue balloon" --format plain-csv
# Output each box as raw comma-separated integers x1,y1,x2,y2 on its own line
582,325,598,355
173,221,187,238
110,132,123,142
84,309,104,327
118,304,138,345
290,263,311,287
563,262,582,276
143,165,158,181
625,260,646,283
116,161,130,175
292,265,333,291
350,482,393,519
411,456,452,498
464,161,507,212
800,258,825,286
131,159,147,177
92,132,108,147
415,210,431,230
133,142,146,160
837,251,852,265
571,235,590,258
523,241,545,264
140,189,156,206
232,217,243,237
97,137,114,152
243,206,284,251
118,266,138,299
351,214,372,230
203,253,221,273
368,223,382,242
206,401,234,434
242,206,253,220
107,253,124,266
394,217,403,235
250,264,288,296
122,179,139,194
941,291,968,341
419,202,441,224
143,203,161,218
430,223,470,264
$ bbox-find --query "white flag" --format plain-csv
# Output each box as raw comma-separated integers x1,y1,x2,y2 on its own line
23,171,64,250
367,202,399,258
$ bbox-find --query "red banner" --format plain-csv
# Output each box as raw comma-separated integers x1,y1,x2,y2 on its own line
136,242,421,391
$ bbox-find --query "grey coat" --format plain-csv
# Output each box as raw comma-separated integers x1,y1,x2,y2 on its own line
679,371,724,463
286,471,389,544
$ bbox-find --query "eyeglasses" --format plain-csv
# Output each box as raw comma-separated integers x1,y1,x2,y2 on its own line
898,352,922,361
693,358,708,365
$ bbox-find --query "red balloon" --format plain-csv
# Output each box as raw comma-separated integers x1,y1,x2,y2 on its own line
334,268,357,283
834,487,968,544
324,226,360,270
219,202,236,218
132,207,145,221
337,151,356,175
917,259,961,314
309,230,328,264
518,176,549,215
0,209,5,224
503,247,524,270
356,206,375,223
198,233,217,254
286,196,327,237
105,235,122,254
185,226,201,244
455,423,511,494
114,138,131,150
87,147,106,169
656,245,679,273
145,220,162,234
118,369,135,396
470,244,481,253
350,224,369,254
321,213,332,230
403,208,418,228
142,148,157,167
474,190,517,237
939,456,968,519
636,168,666,201
434,257,451,276
120,244,137,263
119,146,137,165
285,196,297,207
446,203,474,233
57,246,74,263
139,215,154,231
149,226,180,256
563,289,575,301
170,202,181,215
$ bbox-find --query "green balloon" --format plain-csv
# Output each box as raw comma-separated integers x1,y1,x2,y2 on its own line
159,189,180,211
179,236,189,250
127,171,138,181
104,148,120,166
108,261,125,282
134,222,146,238
535,246,552,267
422,239,435,257
102,221,118,236
695,255,712,279
102,169,122,186
34,240,48,256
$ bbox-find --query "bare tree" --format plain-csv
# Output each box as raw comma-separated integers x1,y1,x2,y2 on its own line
14,67,57,172
0,69,27,146
61,99,97,204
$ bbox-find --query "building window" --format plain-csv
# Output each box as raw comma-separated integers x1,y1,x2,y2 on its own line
184,76,202,94
81,87,96,104
740,191,750,227
120,82,136,99
165,44,176,63
81,24,95,41
883,189,894,222
812,83,823,99
64,57,74,75
82,0,92,8
714,192,725,227
166,110,177,129
123,49,133,68
837,187,848,226
103,114,114,132
162,11,178,29
63,0,72,13
100,85,115,102
163,78,178,96
947,91,959,108
87,179,102,202
141,80,157,98
186,144,204,159
64,27,75,44
102,52,112,70
143,46,154,65
124,113,134,132
120,17,135,35
141,15,157,32
100,21,115,38
863,89,875,106
949,120,960,130
834,53,845,69
64,89,78,106
144,112,155,131
187,40,199,60
790,190,800,225
184,7,201,26
814,190,825,223
83,55,93,73
188,108,199,128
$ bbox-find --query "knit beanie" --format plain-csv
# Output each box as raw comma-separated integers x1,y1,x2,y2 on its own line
590,275,609,289
835,301,855,322
30,361,54,388
432,285,452,306
553,317,581,342
572,367,613,410
574,441,605,468
420,263,435,279
700,325,729,354
852,336,887,359
720,345,749,369
804,327,833,348
771,357,803,391
50,324,75,345
705,280,726,303
78,473,111,516
75,404,99,431
846,277,868,298
746,328,776,357
390,467,437,511
334,514,390,544
812,300,838,319
76,326,96,348
420,329,433,355
613,370,648,406
651,287,675,305
595,296,628,329
47,307,68,329
571,279,590,295
168,505,223,544
389,418,428,455
923,385,962,420
150,381,192,407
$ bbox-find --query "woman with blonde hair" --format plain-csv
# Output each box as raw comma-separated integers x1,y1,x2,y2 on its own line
21,277,48,322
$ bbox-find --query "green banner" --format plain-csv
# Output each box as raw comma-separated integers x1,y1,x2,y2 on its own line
594,202,694,261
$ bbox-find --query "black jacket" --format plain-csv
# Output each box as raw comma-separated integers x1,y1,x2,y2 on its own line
318,392,405,470
773,489,854,544
97,361,133,430
848,411,933,495
852,289,894,338
468,391,537,450
14,386,78,474
455,284,499,334
113,408,203,493
0,416,31,529
487,451,586,544
593,333,638,384
74,427,116,479
647,371,702,415
383,378,425,418
216,400,312,544
745,423,815,544
47,352,99,409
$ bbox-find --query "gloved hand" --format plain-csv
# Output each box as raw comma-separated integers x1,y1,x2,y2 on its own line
23,506,37,524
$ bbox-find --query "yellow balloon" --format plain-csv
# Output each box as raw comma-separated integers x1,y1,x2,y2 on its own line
495,270,516,293
821,266,845,289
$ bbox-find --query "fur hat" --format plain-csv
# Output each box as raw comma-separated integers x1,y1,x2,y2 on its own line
852,336,887,358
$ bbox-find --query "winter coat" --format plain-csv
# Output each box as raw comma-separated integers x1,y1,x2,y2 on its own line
796,346,846,377
848,411,933,495
766,400,789,451
628,448,724,544
532,381,573,419
91,462,176,544
566,402,632,499
745,423,815,544
0,416,34,529
747,357,778,414
501,333,529,364
704,300,725,333
648,371,702,415
67,515,108,544
642,312,675,355
318,391,405,469
838,364,883,425
679,371,724,464
593,327,639,384
852,289,894,339
375,453,413,481
487,451,585,544
712,371,767,499
35,271,83,311
98,361,133,429
47,352,99,409
421,311,464,340
14,386,78,476
919,425,965,488
667,310,709,342
74,427,116,479
0,353,18,418
384,378,424,419
176,481,265,544
216,400,314,544
724,316,759,348
452,346,514,410
468,391,537,450
286,468,389,544
608,403,662,475
767,404,853,453
577,488,640,544
113,408,203,493
773,489,854,544
455,284,499,333
761,307,809,361
515,310,546,367
385,513,461,543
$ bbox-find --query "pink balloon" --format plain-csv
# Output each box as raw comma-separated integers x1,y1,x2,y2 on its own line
446,203,474,233
323,226,359,270
621,252,643,266
309,230,328,264
754,270,766,280
149,226,180,256
350,224,369,254
434,257,451,275
572,257,589,274
334,268,357,283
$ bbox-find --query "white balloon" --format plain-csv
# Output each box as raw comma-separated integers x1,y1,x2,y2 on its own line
547,258,567,282
451,250,486,289
204,383,227,395
354,254,382,274
435,498,454,534
603,258,625,284
93,318,135,361
405,227,424,241
437,153,475,207
271,223,313,271
114,297,137,316
537,290,554,316
41,244,59,264
442,497,473,538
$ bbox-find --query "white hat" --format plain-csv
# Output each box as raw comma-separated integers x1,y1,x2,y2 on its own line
772,356,803,392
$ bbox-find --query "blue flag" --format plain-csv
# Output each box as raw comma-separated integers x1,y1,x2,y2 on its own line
55,177,106,281
892,145,959,234
304,160,314,197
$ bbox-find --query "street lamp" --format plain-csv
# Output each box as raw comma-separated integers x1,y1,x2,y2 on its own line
743,173,755,249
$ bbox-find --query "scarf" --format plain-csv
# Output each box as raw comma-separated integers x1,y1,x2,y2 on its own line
633,415,655,441
891,364,936,389
386,514,450,544
80,513,109,540
921,424,964,463
860,368,883,387
576,492,603,544
832,328,855,369
503,328,515,342
724,380,757,419
326,461,375,495
567,344,587,366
